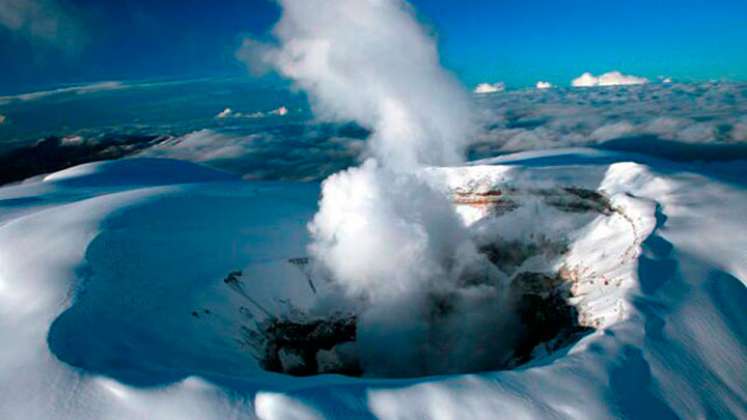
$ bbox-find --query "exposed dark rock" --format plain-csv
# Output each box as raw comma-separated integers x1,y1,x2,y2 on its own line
242,313,361,377
231,261,589,378
542,187,614,215
479,235,568,274
453,189,520,216
228,186,607,378
508,272,591,366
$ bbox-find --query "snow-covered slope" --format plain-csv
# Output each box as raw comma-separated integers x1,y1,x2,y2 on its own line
0,151,744,419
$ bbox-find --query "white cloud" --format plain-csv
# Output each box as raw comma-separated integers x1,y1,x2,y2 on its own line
0,81,124,104
0,0,84,51
215,108,233,119
535,81,552,89
572,71,648,87
247,106,288,118
215,106,289,120
139,130,253,162
135,128,364,182
273,106,289,116
474,82,505,94
571,72,598,87
0,114,5,125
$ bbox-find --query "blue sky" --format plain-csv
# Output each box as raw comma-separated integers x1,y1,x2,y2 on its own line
1,0,746,94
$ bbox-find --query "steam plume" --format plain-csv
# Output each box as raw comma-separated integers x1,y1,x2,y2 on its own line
245,0,511,376
244,0,473,169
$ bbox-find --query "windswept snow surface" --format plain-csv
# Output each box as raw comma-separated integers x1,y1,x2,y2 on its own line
0,151,745,419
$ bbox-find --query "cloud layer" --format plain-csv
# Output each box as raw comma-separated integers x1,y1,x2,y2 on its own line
97,80,747,183
471,81,747,161
137,125,365,182
6,80,745,184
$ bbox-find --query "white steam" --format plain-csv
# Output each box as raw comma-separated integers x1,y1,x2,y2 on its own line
308,160,474,302
242,0,473,170
306,161,512,376
247,0,514,375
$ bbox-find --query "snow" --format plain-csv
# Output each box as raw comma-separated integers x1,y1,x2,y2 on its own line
0,151,745,419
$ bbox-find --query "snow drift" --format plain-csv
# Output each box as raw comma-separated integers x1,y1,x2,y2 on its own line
0,150,744,419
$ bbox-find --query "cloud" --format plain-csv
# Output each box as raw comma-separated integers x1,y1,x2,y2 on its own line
0,81,124,104
139,129,251,162
474,82,505,94
214,105,289,120
536,81,552,89
274,106,289,116
247,105,289,118
0,0,84,51
471,81,747,159
589,121,636,142
136,127,365,182
0,114,5,125
571,71,648,87
10,80,743,183
732,117,747,142
215,108,233,119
